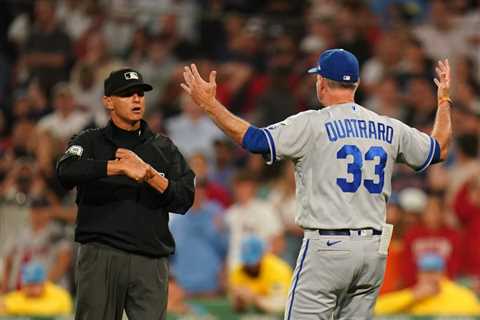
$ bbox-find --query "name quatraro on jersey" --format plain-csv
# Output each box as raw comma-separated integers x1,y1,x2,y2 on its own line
325,119,394,144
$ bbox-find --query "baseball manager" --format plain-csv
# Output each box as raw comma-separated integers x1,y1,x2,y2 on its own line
181,50,452,319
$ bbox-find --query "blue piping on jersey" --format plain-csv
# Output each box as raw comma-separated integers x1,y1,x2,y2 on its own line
416,136,435,172
286,239,310,320
262,129,276,165
431,138,441,164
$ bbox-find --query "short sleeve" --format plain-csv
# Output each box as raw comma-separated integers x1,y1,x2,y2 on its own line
263,111,314,164
394,120,437,172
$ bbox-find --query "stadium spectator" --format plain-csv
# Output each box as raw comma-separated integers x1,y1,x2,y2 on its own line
225,170,283,270
413,0,470,63
166,93,224,163
252,65,298,127
188,153,231,208
170,180,228,297
229,235,292,314
360,32,403,96
403,76,437,129
1,195,72,293
70,63,108,127
397,36,435,81
137,35,178,110
402,194,462,287
267,161,301,268
397,187,427,231
56,0,94,41
75,30,124,83
37,82,91,144
166,277,191,316
453,174,480,281
446,134,480,202
375,253,480,316
380,193,407,294
210,138,237,191
364,75,406,121
0,262,72,316
19,0,72,95
334,1,372,65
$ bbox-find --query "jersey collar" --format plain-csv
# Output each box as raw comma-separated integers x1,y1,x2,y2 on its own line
102,119,154,145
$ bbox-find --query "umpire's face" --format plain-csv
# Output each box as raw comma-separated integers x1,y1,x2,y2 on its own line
103,86,145,125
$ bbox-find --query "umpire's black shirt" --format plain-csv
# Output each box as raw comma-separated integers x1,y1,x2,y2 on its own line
56,120,195,257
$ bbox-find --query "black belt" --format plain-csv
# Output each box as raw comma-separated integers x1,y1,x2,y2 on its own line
317,228,382,236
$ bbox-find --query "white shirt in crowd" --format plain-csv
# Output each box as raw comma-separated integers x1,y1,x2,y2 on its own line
166,115,224,162
38,111,91,142
224,199,283,270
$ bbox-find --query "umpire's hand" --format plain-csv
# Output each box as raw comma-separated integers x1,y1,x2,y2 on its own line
115,148,153,183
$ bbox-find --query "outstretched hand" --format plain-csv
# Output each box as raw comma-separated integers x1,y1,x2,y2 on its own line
181,64,218,111
433,59,450,101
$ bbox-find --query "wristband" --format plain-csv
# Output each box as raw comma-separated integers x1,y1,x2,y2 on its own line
438,97,453,106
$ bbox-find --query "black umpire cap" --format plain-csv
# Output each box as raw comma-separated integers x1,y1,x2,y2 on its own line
104,68,153,96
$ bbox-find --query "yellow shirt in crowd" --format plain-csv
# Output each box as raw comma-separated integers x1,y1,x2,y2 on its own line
2,282,72,316
229,253,293,297
375,278,480,316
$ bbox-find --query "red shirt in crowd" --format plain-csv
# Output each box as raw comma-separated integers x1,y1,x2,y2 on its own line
453,183,480,277
205,181,232,209
402,226,463,286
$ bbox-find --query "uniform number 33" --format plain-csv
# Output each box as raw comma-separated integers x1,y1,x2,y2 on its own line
336,145,387,194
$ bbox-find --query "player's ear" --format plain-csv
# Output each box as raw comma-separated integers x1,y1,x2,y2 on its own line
103,96,114,111
316,75,325,91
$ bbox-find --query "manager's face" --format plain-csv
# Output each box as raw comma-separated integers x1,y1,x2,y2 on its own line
104,87,145,123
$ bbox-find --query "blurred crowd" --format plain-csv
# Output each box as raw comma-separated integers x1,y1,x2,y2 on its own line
0,0,480,317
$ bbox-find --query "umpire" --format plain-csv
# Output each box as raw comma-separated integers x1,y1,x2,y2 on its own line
56,68,195,320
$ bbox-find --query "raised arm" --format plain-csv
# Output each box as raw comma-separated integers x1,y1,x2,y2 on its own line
181,64,250,145
431,59,452,161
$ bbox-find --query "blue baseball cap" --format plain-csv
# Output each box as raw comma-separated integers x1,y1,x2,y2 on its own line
21,262,46,285
307,48,359,83
241,235,265,265
417,253,445,272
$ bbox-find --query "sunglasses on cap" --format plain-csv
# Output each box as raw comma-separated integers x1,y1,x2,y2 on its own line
114,87,145,97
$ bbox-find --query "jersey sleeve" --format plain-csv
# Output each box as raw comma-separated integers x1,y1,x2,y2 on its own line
263,111,314,164
394,119,438,172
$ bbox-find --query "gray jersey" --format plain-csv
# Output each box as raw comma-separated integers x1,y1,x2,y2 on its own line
264,102,437,230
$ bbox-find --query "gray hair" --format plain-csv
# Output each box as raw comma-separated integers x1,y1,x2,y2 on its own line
325,79,359,90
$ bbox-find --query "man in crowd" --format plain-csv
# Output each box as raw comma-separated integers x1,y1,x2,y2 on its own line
229,235,292,314
375,253,480,316
0,262,72,316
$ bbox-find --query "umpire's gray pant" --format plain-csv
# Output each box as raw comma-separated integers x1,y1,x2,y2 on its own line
74,242,169,320
284,230,387,320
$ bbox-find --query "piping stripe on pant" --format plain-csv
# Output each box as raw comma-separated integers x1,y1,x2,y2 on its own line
286,239,310,320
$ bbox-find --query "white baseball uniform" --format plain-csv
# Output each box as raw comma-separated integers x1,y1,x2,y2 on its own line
261,102,437,319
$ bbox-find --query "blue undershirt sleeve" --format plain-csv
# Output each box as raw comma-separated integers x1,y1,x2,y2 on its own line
241,126,270,154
